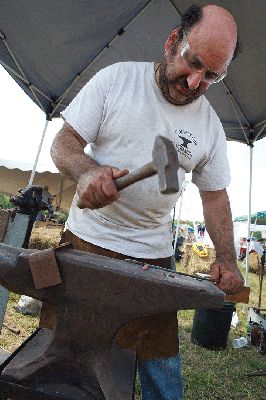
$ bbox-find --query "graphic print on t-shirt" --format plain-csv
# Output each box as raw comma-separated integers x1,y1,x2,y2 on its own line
175,129,197,160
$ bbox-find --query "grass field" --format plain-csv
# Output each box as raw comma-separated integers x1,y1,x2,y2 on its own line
0,226,265,399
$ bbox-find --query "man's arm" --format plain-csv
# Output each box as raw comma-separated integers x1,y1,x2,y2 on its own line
200,189,244,294
50,122,128,209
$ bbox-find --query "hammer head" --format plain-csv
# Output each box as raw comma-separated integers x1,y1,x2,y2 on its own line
152,136,179,194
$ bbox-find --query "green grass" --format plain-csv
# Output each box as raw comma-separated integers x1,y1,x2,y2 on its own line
173,262,266,400
135,263,266,400
178,309,266,400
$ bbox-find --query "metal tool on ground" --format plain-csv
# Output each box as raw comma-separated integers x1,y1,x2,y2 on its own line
115,135,179,193
0,244,224,400
246,370,266,377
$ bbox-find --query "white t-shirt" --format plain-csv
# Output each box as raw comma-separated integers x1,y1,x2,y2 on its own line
61,62,230,258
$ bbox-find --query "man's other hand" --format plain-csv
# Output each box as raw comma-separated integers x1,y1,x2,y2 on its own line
77,166,128,209
210,261,244,294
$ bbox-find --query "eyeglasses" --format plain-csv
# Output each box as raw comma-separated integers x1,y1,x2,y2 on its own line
180,31,227,84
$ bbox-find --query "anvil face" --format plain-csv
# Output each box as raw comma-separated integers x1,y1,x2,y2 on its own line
0,244,224,400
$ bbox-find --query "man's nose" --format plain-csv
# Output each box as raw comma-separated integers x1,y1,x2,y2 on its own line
186,71,205,90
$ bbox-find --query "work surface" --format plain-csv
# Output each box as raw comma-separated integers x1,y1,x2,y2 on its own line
0,244,224,400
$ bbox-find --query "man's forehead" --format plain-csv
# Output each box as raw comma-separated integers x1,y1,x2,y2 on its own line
187,6,237,52
186,23,235,71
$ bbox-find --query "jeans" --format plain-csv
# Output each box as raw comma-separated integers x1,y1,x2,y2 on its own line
138,354,183,400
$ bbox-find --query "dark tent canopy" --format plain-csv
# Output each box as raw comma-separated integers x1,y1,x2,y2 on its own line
0,0,265,144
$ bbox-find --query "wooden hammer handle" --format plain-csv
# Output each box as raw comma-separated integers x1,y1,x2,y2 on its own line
115,161,156,191
194,274,250,304
225,286,250,304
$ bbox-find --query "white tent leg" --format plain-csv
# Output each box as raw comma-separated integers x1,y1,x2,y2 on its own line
28,118,49,186
173,181,188,254
245,145,253,286
173,192,184,253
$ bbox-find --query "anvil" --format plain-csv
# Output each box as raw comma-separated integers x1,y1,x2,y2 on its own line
0,243,224,400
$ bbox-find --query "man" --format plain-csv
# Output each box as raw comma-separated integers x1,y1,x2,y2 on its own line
51,4,244,399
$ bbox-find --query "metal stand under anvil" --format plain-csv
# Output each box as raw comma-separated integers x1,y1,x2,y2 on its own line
0,186,51,331
0,244,225,400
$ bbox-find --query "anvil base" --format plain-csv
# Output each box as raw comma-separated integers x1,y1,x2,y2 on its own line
0,328,136,400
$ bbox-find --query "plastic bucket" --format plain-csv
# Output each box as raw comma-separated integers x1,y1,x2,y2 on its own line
191,302,236,350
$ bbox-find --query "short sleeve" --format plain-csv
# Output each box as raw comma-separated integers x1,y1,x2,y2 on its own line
61,68,109,143
192,127,231,191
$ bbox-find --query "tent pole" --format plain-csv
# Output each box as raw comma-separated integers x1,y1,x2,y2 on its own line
253,122,266,142
28,119,49,186
57,177,65,211
245,144,254,286
171,207,176,233
250,215,258,239
0,32,46,113
222,81,251,130
0,60,52,102
173,181,188,254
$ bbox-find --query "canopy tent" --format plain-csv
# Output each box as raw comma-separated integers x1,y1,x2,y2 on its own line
0,0,265,283
0,160,76,211
0,0,265,143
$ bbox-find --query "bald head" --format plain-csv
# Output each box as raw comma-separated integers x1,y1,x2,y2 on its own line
189,5,238,68
202,4,237,36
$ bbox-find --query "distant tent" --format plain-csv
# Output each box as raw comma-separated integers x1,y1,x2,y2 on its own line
0,160,75,211
234,211,266,225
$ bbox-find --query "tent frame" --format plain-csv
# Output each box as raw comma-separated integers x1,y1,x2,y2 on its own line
0,1,265,139
1,1,265,283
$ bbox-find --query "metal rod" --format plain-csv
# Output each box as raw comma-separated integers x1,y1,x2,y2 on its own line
28,119,49,186
173,181,188,254
225,90,250,144
258,261,264,309
171,206,176,234
0,60,53,102
1,35,46,113
244,145,253,286
57,177,65,211
223,125,250,131
222,81,251,128
254,119,266,129
250,216,258,240
253,122,266,142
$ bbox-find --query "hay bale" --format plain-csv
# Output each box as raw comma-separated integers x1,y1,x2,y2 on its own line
29,226,63,250
180,243,193,269
248,252,260,274
180,242,216,274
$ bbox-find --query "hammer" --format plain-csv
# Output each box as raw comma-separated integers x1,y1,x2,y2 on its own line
115,135,179,193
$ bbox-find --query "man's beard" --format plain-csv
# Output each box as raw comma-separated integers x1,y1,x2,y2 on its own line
158,60,204,105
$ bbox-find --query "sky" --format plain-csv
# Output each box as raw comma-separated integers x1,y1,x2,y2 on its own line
0,65,265,221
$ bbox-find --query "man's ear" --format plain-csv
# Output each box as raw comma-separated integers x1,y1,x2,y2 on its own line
164,27,180,54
